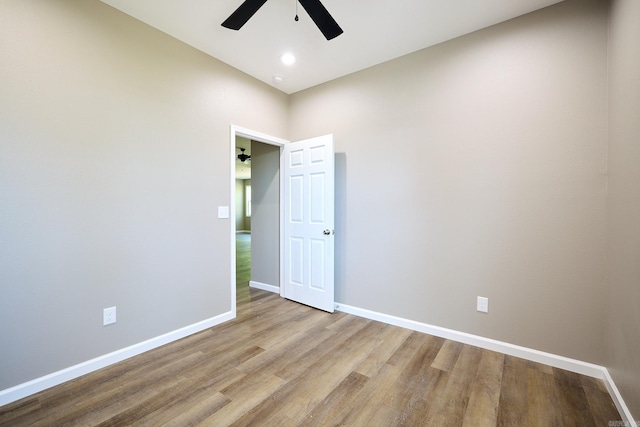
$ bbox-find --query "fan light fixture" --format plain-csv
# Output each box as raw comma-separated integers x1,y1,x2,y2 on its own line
222,0,343,41
237,148,251,163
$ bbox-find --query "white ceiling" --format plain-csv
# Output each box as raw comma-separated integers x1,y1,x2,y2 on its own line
100,0,565,94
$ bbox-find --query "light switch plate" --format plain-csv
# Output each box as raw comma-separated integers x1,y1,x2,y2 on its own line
477,296,489,313
218,206,229,219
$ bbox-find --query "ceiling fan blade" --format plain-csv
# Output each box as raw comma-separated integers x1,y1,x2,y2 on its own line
298,0,343,40
222,0,269,30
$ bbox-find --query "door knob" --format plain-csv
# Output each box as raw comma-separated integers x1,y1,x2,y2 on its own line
323,229,331,235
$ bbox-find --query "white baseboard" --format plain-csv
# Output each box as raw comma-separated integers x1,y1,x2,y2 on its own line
0,310,234,407
249,280,279,293
603,369,638,427
334,302,636,426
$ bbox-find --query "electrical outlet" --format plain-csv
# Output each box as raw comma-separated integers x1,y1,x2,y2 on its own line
477,297,489,313
103,306,116,325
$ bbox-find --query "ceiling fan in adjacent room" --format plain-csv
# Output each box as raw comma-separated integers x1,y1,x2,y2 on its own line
222,0,343,40
237,148,251,163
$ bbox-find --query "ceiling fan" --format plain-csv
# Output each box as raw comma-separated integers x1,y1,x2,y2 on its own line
237,148,251,163
222,0,343,41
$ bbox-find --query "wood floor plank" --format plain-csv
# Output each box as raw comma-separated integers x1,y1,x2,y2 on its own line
580,375,623,427
394,367,450,427
203,371,287,425
298,371,370,426
354,324,413,378
386,330,437,368
230,320,387,426
461,349,505,427
236,318,339,377
431,339,464,372
529,359,554,375
496,355,529,427
528,362,564,426
338,333,445,426
386,333,445,413
49,372,192,426
423,345,483,426
334,363,405,426
94,375,210,427
132,365,246,426
0,398,41,426
159,392,231,427
272,316,372,381
553,368,596,427
9,350,206,427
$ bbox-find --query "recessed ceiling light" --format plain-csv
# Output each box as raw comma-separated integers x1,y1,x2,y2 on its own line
281,53,296,65
273,74,283,84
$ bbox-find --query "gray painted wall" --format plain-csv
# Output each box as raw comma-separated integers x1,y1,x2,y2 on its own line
250,142,281,288
289,0,609,364
607,0,640,418
0,0,287,390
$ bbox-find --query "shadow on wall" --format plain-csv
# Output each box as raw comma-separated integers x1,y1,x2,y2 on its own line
335,152,347,303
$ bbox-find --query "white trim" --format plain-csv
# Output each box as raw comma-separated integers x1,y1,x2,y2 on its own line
603,370,638,427
229,125,288,308
229,127,238,318
279,143,285,299
249,280,280,293
232,125,289,146
334,302,635,425
0,311,234,407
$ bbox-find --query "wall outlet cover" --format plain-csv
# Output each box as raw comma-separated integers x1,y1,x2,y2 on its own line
477,297,489,313
103,306,117,325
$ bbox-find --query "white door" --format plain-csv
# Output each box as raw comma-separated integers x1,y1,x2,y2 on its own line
283,135,335,312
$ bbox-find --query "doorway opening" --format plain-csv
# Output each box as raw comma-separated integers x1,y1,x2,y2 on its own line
234,136,252,305
229,125,287,316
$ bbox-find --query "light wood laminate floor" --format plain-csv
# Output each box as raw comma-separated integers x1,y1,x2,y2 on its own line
0,236,622,425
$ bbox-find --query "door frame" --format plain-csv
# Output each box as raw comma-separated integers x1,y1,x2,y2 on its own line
229,125,288,316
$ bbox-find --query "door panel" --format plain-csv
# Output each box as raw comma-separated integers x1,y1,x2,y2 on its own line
283,134,335,312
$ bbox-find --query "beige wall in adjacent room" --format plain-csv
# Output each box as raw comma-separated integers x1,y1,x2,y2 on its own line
289,0,609,364
0,0,287,390
607,0,640,419
244,180,252,232
235,179,246,231
235,179,252,232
